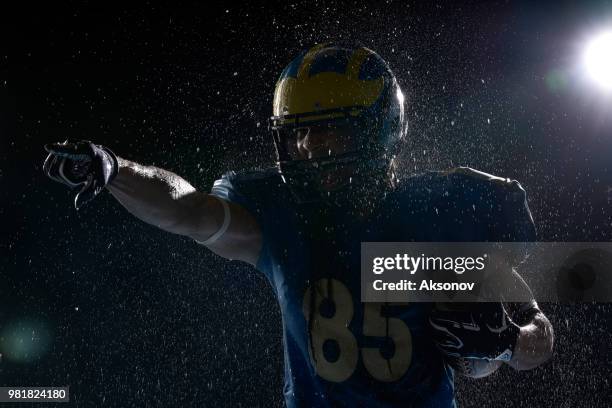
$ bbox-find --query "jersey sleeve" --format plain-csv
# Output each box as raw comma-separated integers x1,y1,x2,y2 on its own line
204,170,278,277
209,171,253,211
506,299,540,325
504,269,540,323
489,178,537,268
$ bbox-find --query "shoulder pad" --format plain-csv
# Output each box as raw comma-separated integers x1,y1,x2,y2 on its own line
443,167,513,186
214,167,288,204
397,167,535,243
441,167,527,197
401,166,525,194
224,167,283,183
215,167,281,186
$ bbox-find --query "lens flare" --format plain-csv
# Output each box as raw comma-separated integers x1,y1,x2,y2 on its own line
0,319,51,363
584,31,612,90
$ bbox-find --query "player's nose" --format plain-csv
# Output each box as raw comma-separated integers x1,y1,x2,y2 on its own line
298,129,327,159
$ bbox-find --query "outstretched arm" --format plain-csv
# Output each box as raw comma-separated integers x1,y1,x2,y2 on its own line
106,158,262,264
44,141,262,265
107,157,209,235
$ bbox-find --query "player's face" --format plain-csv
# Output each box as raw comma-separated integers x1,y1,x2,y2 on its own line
293,125,359,191
293,125,358,160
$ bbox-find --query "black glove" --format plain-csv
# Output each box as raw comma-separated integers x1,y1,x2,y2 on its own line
429,302,520,361
43,140,119,210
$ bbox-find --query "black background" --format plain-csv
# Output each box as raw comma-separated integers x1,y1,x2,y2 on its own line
2,1,612,406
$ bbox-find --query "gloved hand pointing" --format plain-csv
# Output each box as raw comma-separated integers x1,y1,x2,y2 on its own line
43,140,119,210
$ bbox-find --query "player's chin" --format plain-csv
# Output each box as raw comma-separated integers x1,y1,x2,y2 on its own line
445,356,502,378
319,165,358,192
320,174,351,192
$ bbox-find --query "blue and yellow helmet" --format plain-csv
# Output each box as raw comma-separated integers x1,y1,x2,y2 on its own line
269,43,407,202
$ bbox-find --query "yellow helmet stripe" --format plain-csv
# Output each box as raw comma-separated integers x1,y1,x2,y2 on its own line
273,44,386,118
297,43,328,80
346,48,370,80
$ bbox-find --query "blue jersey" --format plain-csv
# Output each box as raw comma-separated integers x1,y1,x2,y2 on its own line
209,167,536,408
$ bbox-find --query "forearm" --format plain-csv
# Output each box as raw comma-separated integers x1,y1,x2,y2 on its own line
106,157,213,235
507,311,554,370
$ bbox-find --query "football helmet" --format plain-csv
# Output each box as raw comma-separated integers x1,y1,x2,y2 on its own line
269,43,407,203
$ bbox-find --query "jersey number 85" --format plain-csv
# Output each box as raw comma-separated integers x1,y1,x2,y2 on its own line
303,278,413,383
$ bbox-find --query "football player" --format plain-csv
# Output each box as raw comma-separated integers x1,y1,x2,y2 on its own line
44,44,553,407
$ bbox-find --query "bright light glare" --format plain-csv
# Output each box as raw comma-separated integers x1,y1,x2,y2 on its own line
584,31,612,90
